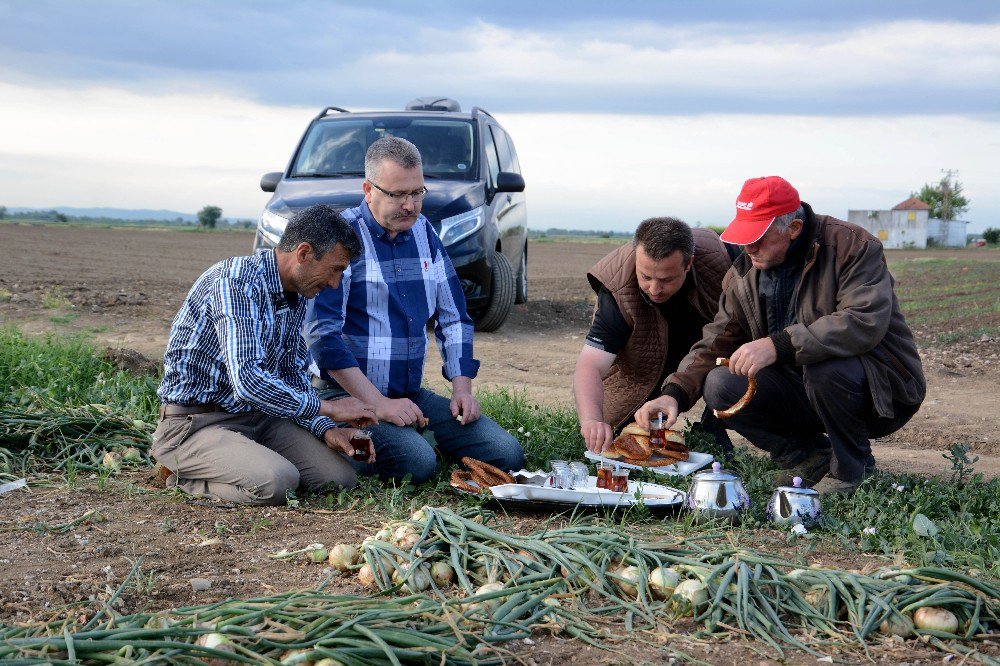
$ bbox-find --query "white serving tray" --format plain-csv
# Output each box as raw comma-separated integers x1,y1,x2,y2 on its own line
583,450,714,477
489,476,685,508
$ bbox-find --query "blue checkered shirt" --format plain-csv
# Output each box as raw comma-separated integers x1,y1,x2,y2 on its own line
157,249,335,438
305,200,479,398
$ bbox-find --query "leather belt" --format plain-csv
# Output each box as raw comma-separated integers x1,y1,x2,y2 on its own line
158,403,225,419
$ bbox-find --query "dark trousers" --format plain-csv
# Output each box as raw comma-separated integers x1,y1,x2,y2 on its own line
703,357,917,482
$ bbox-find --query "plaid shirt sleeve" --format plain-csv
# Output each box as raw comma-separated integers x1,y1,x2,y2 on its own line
304,264,359,373
428,232,480,381
213,275,323,422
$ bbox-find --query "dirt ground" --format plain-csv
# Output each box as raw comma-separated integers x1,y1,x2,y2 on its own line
2,223,1000,663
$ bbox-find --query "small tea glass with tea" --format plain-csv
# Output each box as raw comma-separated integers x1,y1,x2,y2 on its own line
350,430,373,461
611,465,630,493
649,411,666,451
596,461,613,489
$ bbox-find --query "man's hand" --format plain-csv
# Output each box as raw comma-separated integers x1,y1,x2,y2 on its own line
323,427,375,463
728,338,777,378
451,392,480,425
580,419,614,454
320,397,377,426
635,395,680,430
375,398,424,427
450,376,480,426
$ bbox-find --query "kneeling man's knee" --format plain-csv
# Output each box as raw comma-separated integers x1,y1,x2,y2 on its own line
253,464,300,506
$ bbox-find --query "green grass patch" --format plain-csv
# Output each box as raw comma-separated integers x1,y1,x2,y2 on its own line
4,327,1000,578
48,313,80,325
41,288,72,309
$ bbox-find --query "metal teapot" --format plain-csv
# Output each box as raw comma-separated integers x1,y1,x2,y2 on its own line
767,476,821,528
686,462,750,522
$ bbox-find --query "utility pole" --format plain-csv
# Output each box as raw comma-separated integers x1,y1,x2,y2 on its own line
940,168,958,245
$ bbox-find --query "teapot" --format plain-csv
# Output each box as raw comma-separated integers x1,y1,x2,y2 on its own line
767,476,821,528
686,462,750,522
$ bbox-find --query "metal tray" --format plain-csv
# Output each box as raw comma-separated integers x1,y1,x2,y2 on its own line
454,476,685,514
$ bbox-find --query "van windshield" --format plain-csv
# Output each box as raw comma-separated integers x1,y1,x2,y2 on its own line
291,118,476,180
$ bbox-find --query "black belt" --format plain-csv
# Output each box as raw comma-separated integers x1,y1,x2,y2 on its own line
159,403,226,419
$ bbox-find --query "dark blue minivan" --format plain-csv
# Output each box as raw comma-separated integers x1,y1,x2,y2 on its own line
254,97,527,331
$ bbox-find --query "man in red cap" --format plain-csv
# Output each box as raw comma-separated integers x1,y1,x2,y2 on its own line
634,176,925,495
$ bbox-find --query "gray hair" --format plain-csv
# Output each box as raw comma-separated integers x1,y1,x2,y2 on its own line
364,136,422,182
278,204,361,260
772,205,804,233
632,217,695,263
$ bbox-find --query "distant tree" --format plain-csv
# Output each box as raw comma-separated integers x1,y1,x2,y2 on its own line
0,205,6,219
54,213,68,223
913,176,969,220
983,228,1000,245
197,205,222,229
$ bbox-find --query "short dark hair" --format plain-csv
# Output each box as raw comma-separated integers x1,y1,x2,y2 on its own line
277,204,361,260
632,217,695,262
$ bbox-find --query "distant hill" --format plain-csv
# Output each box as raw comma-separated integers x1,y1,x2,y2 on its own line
8,206,197,223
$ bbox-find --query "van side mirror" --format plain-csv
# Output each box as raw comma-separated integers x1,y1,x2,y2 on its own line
495,171,525,193
260,172,283,193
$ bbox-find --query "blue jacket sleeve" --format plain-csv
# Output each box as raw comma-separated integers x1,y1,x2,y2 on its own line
303,266,360,374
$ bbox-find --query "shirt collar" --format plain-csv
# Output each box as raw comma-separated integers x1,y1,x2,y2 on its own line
259,248,292,310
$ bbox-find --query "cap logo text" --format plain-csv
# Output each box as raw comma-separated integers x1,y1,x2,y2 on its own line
736,201,754,211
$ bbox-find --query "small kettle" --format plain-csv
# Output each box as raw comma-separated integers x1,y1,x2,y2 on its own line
686,462,750,522
767,476,821,528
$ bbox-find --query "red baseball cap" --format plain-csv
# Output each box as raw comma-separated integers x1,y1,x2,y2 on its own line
720,176,801,245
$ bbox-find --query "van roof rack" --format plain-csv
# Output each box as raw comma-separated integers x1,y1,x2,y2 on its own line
405,97,461,112
470,106,494,121
314,106,350,121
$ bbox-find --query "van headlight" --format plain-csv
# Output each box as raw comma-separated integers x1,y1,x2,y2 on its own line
438,206,485,246
258,209,289,244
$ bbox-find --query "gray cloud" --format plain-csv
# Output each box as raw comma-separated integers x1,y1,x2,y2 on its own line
1,1,999,115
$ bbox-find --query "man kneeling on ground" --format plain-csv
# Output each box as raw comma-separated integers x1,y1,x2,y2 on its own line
152,204,376,505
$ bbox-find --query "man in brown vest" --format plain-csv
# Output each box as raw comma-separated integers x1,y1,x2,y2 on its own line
573,217,734,455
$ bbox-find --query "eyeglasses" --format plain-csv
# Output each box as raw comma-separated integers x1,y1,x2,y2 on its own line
367,180,427,202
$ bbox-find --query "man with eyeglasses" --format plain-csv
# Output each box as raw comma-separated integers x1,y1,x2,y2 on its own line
304,136,524,484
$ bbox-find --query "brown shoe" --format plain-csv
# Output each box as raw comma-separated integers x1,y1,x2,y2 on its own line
150,463,174,488
773,448,831,487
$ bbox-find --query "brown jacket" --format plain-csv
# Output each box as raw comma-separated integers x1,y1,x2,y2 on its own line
665,204,925,418
587,228,731,429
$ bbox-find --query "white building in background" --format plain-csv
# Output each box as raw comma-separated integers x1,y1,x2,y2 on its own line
927,217,969,247
849,197,930,249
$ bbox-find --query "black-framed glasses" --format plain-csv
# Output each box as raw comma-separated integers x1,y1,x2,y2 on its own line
367,180,427,202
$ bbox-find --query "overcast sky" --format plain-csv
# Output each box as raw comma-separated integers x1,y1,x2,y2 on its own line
1,0,998,232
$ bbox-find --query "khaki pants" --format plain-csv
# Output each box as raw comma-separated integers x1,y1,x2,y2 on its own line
151,411,356,505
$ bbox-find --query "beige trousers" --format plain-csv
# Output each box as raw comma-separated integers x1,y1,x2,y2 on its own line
151,411,356,505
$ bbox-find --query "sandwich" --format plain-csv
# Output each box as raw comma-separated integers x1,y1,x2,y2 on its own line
604,422,690,465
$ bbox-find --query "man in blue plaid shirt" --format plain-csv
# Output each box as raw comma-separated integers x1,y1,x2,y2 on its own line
153,205,377,505
306,137,524,483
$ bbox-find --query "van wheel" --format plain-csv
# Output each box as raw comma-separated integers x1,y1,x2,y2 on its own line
474,251,515,332
514,244,528,304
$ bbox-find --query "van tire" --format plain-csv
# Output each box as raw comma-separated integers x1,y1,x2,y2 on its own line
474,251,515,332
